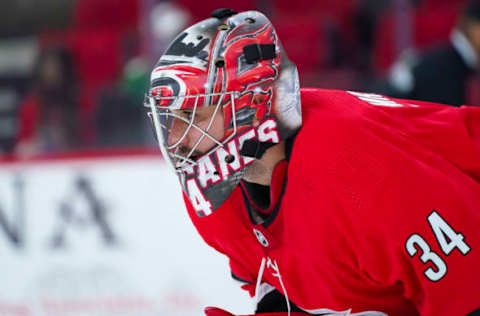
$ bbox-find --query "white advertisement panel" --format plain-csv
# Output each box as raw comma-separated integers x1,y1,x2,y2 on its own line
0,154,252,316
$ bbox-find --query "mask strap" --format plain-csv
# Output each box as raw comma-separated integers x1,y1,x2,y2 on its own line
240,139,277,159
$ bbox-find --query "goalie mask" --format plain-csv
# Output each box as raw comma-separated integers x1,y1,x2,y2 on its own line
145,9,301,217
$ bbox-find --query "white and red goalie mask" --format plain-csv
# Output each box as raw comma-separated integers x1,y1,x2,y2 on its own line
145,9,301,216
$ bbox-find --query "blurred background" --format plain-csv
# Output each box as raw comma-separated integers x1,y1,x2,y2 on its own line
0,0,479,315
0,0,478,158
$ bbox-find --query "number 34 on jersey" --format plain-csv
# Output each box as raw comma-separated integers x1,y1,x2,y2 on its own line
405,210,471,282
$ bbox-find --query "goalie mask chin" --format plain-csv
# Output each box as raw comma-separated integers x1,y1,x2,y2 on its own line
145,10,301,217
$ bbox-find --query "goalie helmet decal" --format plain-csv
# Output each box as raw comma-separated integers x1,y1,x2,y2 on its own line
145,10,301,216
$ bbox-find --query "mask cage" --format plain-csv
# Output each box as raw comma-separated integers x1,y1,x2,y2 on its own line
145,91,239,173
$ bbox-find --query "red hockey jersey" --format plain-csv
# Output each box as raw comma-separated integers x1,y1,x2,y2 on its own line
183,88,480,316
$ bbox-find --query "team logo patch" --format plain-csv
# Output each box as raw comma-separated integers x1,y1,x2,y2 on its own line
253,228,269,247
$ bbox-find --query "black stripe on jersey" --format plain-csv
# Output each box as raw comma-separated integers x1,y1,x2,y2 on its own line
262,173,288,228
262,131,297,228
255,289,303,313
239,133,297,228
231,272,251,284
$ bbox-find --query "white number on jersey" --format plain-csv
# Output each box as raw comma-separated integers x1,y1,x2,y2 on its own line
406,234,447,281
405,210,471,282
427,211,471,255
186,179,213,216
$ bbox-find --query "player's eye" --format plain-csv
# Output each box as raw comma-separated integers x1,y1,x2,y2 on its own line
172,109,194,120
182,110,194,120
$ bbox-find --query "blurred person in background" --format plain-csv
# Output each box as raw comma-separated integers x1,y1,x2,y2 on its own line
94,0,191,148
385,0,480,106
15,46,80,156
96,56,149,147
